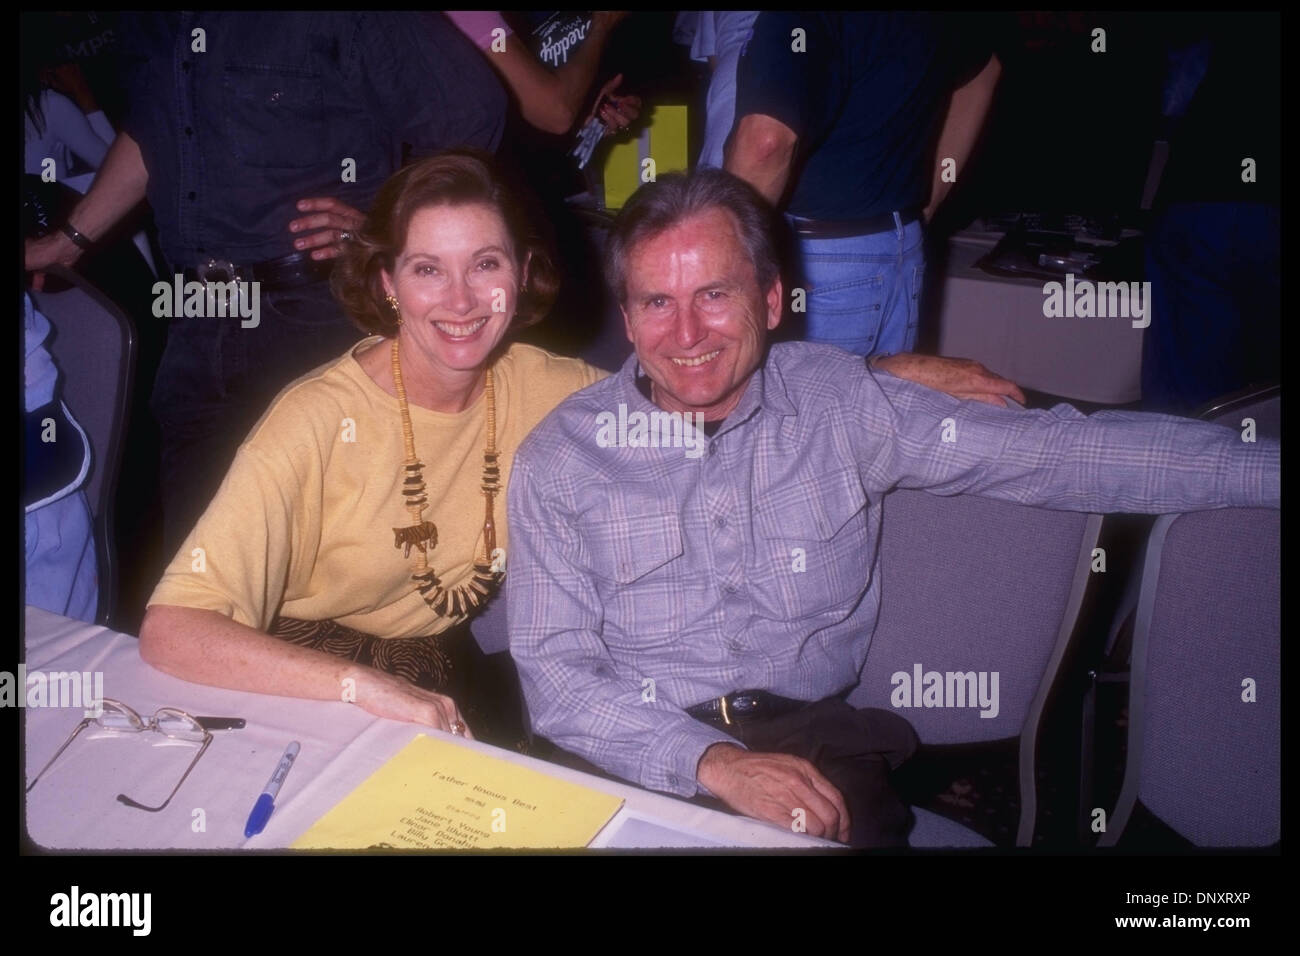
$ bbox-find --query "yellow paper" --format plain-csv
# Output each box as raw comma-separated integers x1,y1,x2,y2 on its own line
603,104,690,211
292,735,624,849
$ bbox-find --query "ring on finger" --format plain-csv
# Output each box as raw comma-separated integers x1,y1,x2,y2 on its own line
338,230,354,242
450,719,466,737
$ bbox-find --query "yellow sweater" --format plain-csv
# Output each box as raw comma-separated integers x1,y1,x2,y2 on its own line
148,337,606,637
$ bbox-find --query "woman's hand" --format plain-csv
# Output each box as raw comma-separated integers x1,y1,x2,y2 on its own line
353,668,475,739
288,197,367,261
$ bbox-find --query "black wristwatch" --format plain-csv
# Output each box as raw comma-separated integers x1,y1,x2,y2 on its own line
59,222,95,251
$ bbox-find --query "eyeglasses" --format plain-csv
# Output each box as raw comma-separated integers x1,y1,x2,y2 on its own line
27,698,244,812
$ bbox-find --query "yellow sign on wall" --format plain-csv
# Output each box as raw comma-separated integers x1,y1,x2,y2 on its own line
603,104,690,211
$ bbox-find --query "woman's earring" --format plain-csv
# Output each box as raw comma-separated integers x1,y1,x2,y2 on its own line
386,294,402,326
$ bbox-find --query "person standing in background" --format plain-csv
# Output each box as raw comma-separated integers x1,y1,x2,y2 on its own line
446,10,639,139
1140,12,1279,414
25,13,507,621
726,12,1001,358
25,292,99,624
672,11,758,170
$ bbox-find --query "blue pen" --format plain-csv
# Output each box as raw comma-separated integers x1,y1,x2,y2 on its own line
244,741,300,838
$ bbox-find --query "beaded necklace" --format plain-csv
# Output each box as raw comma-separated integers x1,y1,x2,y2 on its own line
390,337,504,619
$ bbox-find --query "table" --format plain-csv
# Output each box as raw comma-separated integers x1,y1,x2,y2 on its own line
935,235,1145,405
21,606,832,850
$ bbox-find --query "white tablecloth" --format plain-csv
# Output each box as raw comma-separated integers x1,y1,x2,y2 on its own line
936,237,1144,405
21,606,831,850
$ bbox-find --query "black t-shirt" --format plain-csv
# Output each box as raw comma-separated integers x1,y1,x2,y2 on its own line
634,373,725,436
734,11,995,220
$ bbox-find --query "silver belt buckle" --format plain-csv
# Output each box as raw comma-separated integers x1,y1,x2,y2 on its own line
197,259,244,315
198,258,239,286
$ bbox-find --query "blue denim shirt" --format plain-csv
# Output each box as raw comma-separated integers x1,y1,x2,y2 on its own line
117,11,505,270
507,343,1280,797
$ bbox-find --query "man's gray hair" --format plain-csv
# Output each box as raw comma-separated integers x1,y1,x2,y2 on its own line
604,168,781,305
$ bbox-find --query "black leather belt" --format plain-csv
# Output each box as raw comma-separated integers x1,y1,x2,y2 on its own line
791,207,921,240
182,250,334,290
685,689,807,725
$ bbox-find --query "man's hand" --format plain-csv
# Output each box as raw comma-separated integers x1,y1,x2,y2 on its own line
697,743,850,842
25,233,84,292
289,197,367,261
873,353,1026,408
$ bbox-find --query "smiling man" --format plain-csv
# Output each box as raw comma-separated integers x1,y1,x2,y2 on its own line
506,169,1279,847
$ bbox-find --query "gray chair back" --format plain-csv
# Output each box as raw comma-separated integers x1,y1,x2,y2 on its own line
29,266,136,625
1197,384,1279,439
848,488,1101,845
1103,508,1279,846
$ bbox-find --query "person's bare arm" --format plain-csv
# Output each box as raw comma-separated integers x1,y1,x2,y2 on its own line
25,130,150,282
139,605,472,735
697,742,851,842
923,54,1001,223
724,112,798,206
487,11,625,135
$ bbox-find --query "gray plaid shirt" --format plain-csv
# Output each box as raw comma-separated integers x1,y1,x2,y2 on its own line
507,343,1278,797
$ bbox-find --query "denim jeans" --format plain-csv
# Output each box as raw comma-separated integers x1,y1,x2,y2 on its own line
149,280,363,556
794,212,925,357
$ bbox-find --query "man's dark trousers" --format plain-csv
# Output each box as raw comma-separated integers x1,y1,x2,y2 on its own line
694,697,918,848
539,696,919,848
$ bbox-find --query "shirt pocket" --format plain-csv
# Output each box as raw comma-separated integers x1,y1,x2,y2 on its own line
753,466,873,621
223,65,326,169
581,485,685,645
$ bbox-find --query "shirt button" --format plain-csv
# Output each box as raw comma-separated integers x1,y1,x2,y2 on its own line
184,126,194,136
709,442,718,457
724,584,737,594
188,191,197,200
728,639,741,651
715,516,726,529
181,61,191,72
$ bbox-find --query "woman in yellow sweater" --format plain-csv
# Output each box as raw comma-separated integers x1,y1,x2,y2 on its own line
139,150,603,748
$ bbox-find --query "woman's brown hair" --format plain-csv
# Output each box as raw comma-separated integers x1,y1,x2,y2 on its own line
332,148,560,335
